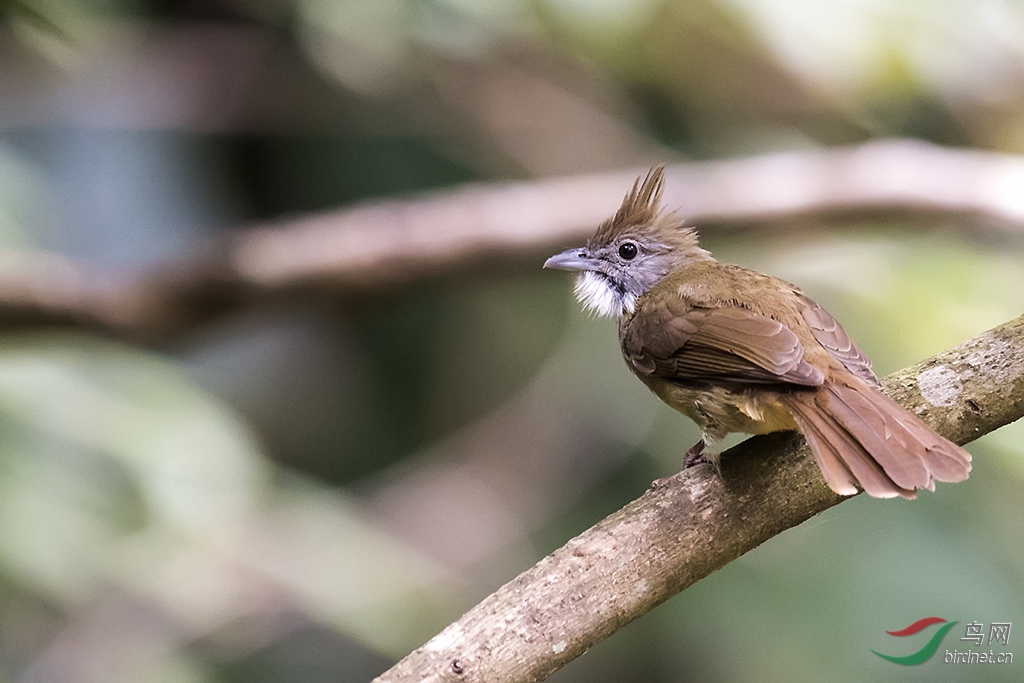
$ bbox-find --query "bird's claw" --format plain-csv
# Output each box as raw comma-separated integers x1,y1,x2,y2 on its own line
683,440,707,468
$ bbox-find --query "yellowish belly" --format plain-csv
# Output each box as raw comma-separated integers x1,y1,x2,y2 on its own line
644,377,800,436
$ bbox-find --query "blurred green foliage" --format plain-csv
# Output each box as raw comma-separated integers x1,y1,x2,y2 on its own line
0,0,1021,682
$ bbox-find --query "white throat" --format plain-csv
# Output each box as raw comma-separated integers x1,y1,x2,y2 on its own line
573,271,636,318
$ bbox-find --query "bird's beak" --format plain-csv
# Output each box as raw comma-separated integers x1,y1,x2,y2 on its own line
544,248,599,272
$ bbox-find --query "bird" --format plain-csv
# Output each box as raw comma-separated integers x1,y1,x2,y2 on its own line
544,165,971,499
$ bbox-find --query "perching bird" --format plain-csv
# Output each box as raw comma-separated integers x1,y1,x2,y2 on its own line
544,166,971,499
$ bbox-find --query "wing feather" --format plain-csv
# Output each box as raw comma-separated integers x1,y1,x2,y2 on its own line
624,300,824,387
801,299,878,385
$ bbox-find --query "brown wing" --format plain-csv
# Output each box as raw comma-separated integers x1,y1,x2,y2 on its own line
800,298,879,386
623,299,825,387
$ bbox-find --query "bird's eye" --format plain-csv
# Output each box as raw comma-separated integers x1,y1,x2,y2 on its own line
618,242,638,260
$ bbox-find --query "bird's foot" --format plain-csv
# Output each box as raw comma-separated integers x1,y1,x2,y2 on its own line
683,440,707,468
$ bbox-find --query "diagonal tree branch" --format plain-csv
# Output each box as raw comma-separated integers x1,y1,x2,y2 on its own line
373,314,1024,683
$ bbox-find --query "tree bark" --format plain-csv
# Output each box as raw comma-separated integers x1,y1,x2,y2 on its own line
373,314,1024,683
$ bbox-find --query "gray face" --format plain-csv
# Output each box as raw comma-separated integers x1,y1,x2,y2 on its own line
544,235,677,318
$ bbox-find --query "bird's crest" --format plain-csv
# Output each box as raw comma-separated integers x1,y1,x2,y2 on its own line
591,165,666,245
590,165,700,255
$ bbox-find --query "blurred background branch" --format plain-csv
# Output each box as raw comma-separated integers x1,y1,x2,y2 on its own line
2,139,1024,342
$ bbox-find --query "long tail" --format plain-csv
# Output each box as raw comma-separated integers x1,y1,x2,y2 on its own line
779,380,972,499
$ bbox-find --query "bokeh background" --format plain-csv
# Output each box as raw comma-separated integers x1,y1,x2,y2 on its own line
0,0,1022,681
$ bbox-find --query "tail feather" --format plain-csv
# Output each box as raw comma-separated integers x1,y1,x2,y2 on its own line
797,413,860,497
780,380,972,499
818,384,933,491
791,395,916,499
